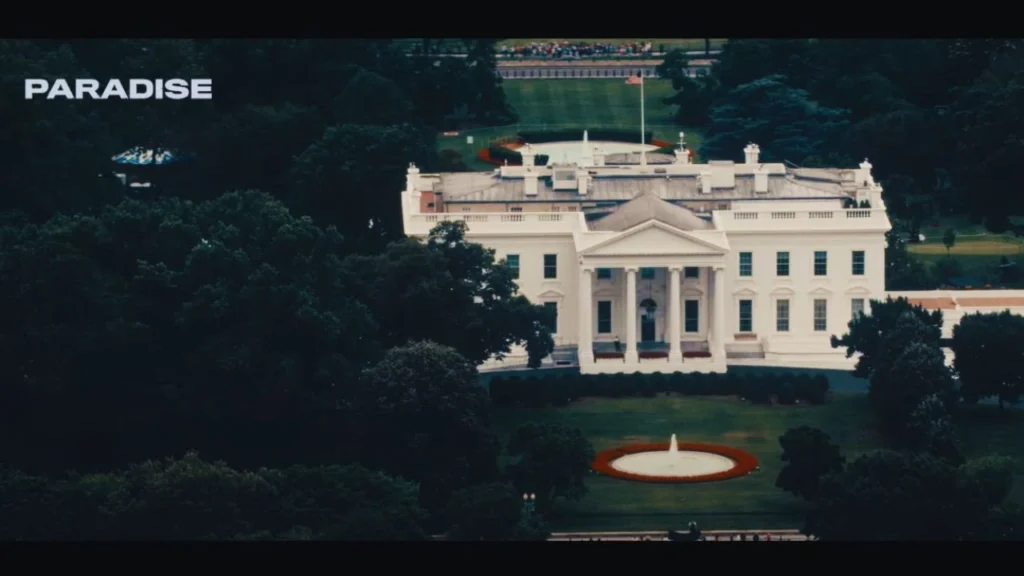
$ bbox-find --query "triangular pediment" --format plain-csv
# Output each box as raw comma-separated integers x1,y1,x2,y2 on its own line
581,220,727,257
809,286,834,296
733,287,758,297
537,289,565,299
682,287,705,297
845,285,872,296
594,287,618,298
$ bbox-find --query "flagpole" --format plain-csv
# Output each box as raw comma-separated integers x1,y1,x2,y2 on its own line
640,73,647,167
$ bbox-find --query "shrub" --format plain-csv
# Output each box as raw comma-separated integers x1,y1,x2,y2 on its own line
488,370,831,408
518,129,654,145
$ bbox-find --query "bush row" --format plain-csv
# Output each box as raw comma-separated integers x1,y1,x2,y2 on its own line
518,129,654,145
487,145,549,166
490,371,830,408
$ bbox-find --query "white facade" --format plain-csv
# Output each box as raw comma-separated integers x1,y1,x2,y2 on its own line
402,136,892,373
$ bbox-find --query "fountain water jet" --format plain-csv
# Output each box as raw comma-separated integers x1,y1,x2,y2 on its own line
669,434,679,454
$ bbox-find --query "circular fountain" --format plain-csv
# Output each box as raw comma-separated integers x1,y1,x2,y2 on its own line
592,435,759,484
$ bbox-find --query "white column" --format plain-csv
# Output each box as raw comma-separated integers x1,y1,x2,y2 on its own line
578,267,594,365
669,267,683,363
625,267,639,364
713,265,727,360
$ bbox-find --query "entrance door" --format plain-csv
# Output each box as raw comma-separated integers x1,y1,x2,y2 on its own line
641,311,656,342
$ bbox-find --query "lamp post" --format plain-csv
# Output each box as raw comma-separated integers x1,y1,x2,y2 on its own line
522,493,536,517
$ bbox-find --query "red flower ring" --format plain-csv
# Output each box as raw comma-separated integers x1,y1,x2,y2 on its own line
591,442,759,484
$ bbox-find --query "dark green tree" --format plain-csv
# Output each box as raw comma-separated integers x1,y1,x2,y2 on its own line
775,426,845,501
952,311,1024,408
506,422,595,513
356,341,500,511
831,298,943,378
806,450,989,540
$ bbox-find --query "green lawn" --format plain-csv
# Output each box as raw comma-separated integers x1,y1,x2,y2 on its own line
493,394,1024,531
438,79,697,171
497,39,727,53
905,216,1024,284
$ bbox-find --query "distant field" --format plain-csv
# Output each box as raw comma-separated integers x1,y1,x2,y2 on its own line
437,79,696,171
497,39,726,52
909,237,1024,256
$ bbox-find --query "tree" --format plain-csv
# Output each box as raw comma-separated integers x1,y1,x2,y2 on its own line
0,192,381,473
700,75,850,165
287,123,437,253
952,311,1024,408
506,422,595,513
884,227,933,290
831,297,943,378
775,426,845,501
342,221,555,367
870,339,957,438
959,455,1016,508
260,463,427,540
943,227,957,255
905,394,963,464
356,341,500,511
445,482,525,541
805,450,989,540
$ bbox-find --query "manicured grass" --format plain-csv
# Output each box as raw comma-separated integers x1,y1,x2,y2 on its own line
909,237,1024,256
493,394,1024,531
437,79,698,171
497,39,727,53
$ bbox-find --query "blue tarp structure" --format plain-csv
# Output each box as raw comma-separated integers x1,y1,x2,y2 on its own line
111,147,182,166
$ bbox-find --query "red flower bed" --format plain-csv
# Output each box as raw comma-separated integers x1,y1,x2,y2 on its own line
594,351,624,360
592,442,759,484
476,141,526,166
650,138,673,148
638,350,668,359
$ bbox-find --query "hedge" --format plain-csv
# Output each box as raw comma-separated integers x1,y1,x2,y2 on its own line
490,371,830,408
487,145,549,166
518,129,654,145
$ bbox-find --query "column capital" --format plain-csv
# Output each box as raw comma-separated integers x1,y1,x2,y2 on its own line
580,266,595,274
712,264,726,272
624,266,639,273
668,265,682,272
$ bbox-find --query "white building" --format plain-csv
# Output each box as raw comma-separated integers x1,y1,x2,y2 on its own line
401,135,891,374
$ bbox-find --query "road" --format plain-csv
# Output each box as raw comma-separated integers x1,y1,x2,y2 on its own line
549,529,810,541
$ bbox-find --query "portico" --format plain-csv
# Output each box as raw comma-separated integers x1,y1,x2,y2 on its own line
574,197,731,374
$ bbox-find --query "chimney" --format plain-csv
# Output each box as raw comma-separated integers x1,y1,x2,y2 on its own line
675,132,690,164
521,145,536,169
524,166,538,197
754,166,769,193
859,158,875,187
592,146,605,166
406,163,420,193
700,170,712,194
743,143,760,165
576,168,589,196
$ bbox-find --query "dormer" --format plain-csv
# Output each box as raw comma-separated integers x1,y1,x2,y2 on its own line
552,163,577,191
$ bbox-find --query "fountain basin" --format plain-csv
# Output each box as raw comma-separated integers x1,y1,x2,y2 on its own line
592,441,759,484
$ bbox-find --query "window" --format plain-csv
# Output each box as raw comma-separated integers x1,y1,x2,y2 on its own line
776,251,789,276
852,251,865,276
506,254,519,279
597,301,612,334
851,298,865,319
543,302,558,333
640,267,656,279
776,299,790,332
684,267,699,279
461,207,471,212
739,300,753,332
596,268,612,280
543,254,557,279
685,300,699,333
813,299,828,332
739,252,752,277
814,251,828,276
510,206,523,213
